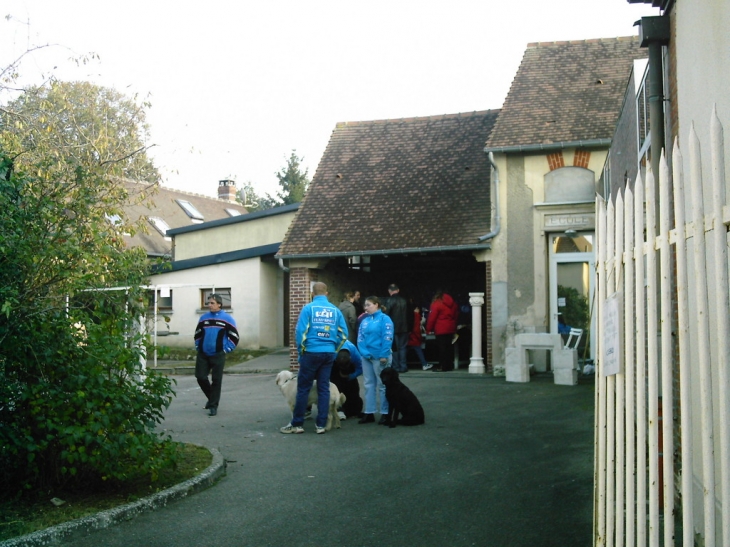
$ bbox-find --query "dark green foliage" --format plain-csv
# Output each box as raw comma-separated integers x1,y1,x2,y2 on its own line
557,284,590,332
274,150,309,205
0,77,177,497
237,150,309,212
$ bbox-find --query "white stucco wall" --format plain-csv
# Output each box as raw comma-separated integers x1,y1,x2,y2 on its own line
489,149,603,370
148,258,276,349
675,0,730,199
173,211,297,260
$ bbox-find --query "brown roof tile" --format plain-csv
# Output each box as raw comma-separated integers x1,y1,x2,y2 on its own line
486,37,647,150
122,181,248,256
278,110,499,257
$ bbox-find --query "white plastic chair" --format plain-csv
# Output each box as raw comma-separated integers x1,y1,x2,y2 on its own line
564,328,583,350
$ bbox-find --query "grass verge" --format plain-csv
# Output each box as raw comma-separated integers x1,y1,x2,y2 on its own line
0,443,212,542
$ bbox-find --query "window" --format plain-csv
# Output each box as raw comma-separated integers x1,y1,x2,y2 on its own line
225,208,242,217
148,216,171,240
176,199,205,222
200,288,232,310
147,289,173,311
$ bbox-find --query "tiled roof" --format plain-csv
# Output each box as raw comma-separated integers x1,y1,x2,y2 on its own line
486,37,647,150
122,181,248,256
277,110,499,257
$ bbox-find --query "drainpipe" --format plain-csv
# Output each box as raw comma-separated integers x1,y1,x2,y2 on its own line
478,151,501,242
638,15,670,198
278,258,289,272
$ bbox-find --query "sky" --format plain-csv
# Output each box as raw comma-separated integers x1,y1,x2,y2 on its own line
2,1,660,199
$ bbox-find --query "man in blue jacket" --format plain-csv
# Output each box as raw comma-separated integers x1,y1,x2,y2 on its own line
194,293,239,416
281,282,348,434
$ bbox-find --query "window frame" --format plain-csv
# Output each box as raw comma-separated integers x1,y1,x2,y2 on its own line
200,288,232,310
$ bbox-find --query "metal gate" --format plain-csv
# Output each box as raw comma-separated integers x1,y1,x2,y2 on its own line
594,109,729,546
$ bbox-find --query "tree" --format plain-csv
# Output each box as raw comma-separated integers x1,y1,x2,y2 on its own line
274,150,309,205
235,152,310,212
2,80,159,184
0,69,176,495
236,180,278,213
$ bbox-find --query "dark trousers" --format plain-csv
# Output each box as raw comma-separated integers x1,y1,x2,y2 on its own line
435,334,454,371
392,332,409,372
196,351,226,408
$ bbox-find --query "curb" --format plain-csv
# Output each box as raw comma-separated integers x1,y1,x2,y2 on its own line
2,446,226,547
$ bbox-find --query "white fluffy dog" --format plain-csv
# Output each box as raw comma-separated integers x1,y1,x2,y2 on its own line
275,370,346,431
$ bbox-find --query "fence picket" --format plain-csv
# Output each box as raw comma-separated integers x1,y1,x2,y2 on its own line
710,106,730,546
595,111,727,547
623,184,636,547
659,149,675,547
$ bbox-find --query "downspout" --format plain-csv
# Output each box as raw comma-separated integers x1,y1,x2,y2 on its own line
278,258,289,272
638,15,670,202
478,151,501,242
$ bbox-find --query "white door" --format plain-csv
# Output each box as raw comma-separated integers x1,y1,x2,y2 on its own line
548,232,595,360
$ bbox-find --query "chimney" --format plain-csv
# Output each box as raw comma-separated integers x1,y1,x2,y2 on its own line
218,179,237,202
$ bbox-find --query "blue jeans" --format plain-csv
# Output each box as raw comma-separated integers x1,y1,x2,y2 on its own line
362,356,391,415
408,344,428,368
392,332,409,371
292,352,335,429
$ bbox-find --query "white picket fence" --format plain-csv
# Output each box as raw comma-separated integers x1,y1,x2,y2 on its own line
594,108,730,547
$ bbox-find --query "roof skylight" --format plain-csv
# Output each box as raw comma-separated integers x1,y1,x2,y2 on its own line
148,216,171,240
176,199,205,221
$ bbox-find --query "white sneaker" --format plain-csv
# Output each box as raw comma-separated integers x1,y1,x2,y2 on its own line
280,423,304,434
316,426,326,434
422,363,434,371
337,411,346,420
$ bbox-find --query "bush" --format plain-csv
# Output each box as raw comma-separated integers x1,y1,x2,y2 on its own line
0,74,176,497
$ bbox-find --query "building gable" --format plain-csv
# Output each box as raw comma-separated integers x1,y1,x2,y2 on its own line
278,110,499,258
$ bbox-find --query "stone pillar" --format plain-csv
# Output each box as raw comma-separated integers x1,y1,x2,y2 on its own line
468,292,485,374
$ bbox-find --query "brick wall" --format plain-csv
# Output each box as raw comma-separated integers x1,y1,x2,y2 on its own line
485,260,492,373
547,152,565,171
288,267,317,369
573,149,591,169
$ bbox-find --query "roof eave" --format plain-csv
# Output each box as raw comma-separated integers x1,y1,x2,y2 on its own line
276,243,492,260
484,138,611,155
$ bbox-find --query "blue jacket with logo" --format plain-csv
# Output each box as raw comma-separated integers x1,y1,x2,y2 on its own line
194,310,239,356
296,294,348,355
357,310,394,360
340,340,363,381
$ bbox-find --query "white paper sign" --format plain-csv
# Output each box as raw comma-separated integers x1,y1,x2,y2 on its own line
160,286,171,298
602,292,622,376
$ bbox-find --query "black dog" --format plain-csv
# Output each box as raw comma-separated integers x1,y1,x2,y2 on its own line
330,351,364,418
380,368,425,428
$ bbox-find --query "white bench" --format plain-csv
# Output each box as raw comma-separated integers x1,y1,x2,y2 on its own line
505,333,578,385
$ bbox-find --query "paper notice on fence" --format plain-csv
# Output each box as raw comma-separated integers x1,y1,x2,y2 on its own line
602,292,622,376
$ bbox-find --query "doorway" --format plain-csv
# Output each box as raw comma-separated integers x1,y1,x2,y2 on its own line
548,232,594,360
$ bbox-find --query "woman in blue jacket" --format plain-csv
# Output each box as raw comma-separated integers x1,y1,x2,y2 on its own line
357,296,394,424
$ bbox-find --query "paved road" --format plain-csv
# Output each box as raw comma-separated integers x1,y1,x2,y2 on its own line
57,365,596,547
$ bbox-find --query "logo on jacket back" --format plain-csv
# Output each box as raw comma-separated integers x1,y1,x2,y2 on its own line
313,306,335,324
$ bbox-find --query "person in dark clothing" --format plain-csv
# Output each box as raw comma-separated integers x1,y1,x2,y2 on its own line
352,290,364,317
330,340,364,418
194,293,239,416
339,292,358,344
426,289,459,372
384,283,411,373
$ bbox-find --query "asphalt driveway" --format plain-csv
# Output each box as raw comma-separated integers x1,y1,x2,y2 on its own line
52,366,596,547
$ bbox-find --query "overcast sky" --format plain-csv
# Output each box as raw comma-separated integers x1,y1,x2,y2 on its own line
2,1,659,199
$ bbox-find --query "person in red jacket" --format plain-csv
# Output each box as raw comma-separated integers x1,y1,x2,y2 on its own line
425,290,459,371
407,306,433,371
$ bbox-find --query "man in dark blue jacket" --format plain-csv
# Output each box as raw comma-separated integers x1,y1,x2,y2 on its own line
194,293,239,416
